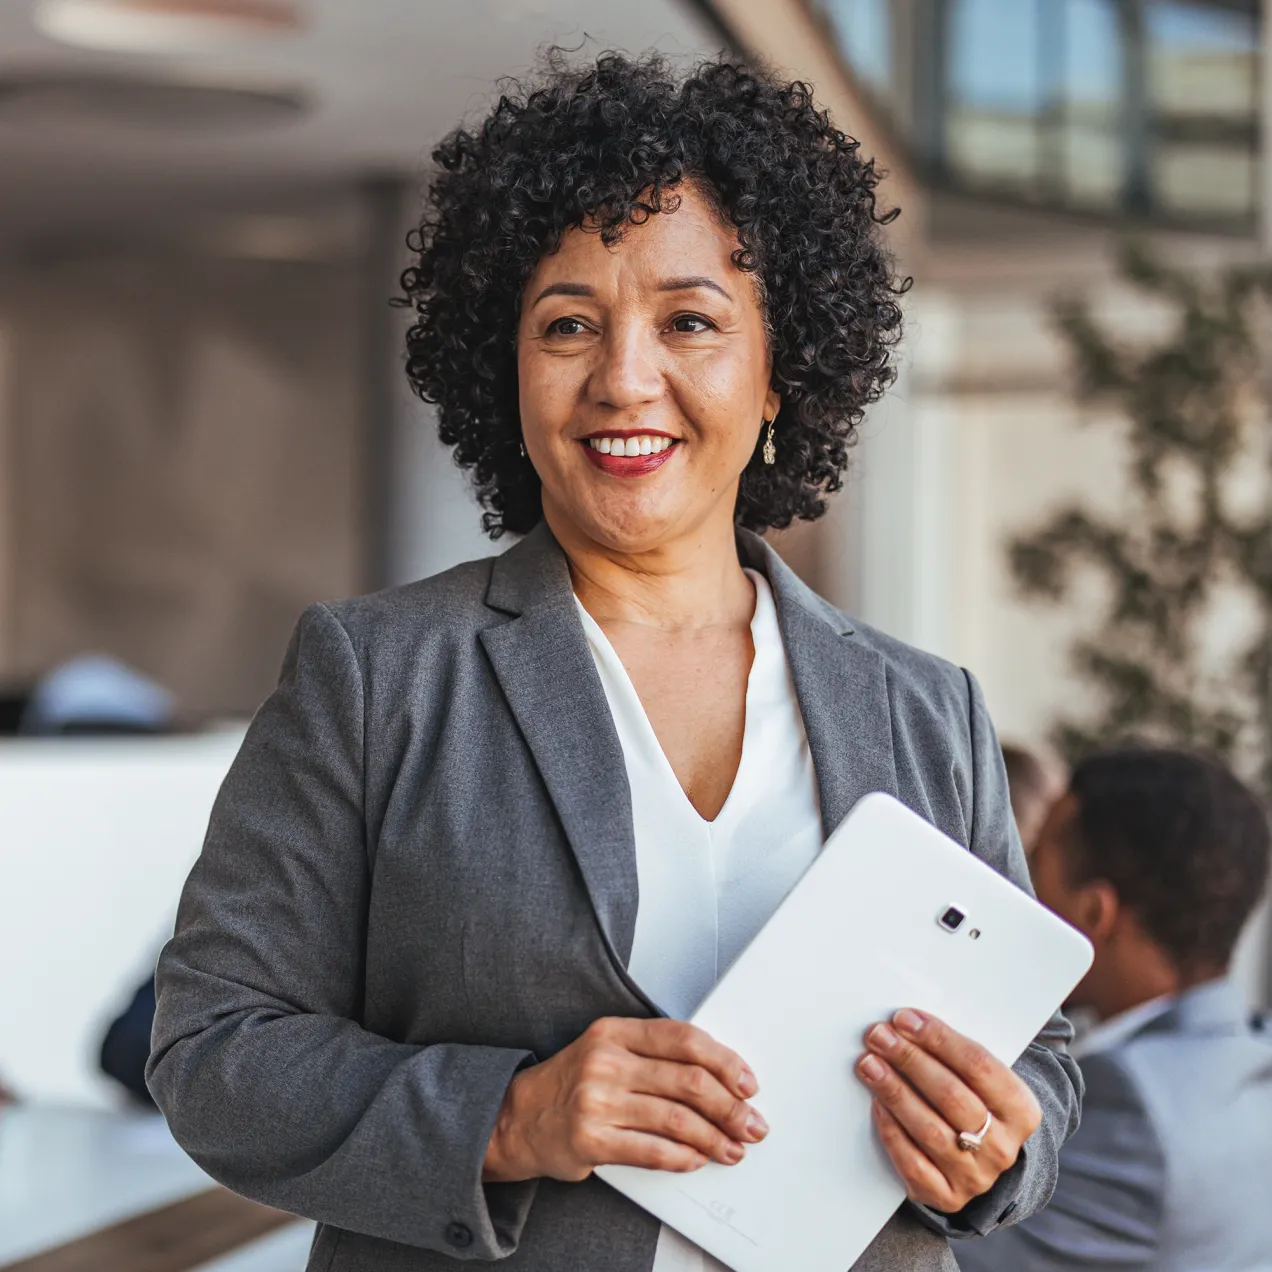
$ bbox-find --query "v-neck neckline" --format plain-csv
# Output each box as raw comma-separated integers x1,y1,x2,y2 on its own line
574,571,768,828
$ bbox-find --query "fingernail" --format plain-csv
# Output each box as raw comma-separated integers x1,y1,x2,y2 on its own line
724,1141,745,1164
746,1111,769,1140
894,1009,924,1035
868,1023,899,1052
859,1054,886,1082
738,1067,758,1097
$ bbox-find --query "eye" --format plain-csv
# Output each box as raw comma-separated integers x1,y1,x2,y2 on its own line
670,313,714,334
547,316,588,337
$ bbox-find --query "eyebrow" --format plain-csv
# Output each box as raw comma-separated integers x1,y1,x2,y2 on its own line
531,282,595,306
530,276,734,307
658,276,733,301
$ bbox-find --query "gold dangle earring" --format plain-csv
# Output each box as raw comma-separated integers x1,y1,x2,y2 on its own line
762,417,776,466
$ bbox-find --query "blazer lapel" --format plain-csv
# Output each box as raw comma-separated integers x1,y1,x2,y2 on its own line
479,525,641,966
739,531,899,836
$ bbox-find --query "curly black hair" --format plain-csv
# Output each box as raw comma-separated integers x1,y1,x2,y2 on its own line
1067,747,1270,975
400,51,906,537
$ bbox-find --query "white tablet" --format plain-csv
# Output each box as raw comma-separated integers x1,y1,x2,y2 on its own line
597,792,1092,1272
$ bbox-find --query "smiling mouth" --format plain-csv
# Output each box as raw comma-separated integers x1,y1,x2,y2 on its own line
580,432,679,477
585,434,675,456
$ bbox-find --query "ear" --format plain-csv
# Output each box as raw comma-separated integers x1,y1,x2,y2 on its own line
1076,879,1120,943
764,388,782,424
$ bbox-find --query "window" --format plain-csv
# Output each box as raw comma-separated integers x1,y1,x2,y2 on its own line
1148,1,1258,221
813,0,1260,229
821,0,894,92
1058,0,1123,208
946,0,1045,188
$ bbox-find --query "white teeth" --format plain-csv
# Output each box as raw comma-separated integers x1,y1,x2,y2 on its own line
587,435,675,455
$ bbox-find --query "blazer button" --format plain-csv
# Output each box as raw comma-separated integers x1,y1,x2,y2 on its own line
444,1221,474,1249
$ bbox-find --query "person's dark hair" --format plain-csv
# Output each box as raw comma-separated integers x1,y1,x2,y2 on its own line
1067,747,1270,975
400,51,906,537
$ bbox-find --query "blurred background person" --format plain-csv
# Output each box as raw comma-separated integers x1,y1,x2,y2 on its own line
956,746,1272,1272
18,654,174,737
1000,742,1067,856
99,977,158,1107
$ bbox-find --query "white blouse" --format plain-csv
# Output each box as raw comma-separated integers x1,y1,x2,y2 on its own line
575,569,824,1272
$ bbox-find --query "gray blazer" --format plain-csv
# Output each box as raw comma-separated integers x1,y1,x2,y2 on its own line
148,522,1082,1272
955,978,1272,1272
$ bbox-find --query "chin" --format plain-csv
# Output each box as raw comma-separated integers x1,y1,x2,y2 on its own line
561,488,702,554
585,513,686,555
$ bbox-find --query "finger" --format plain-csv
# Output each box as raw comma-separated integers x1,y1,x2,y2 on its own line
871,1103,956,1211
616,1092,747,1166
609,1017,758,1100
865,1022,988,1138
600,1128,711,1174
857,1053,967,1177
890,1010,1028,1121
630,1058,768,1144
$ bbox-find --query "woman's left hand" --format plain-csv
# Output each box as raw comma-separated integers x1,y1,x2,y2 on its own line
856,1008,1042,1214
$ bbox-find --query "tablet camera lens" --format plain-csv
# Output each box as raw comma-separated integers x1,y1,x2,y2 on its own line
939,906,965,932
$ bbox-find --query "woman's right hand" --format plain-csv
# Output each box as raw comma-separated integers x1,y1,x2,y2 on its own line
482,1017,768,1183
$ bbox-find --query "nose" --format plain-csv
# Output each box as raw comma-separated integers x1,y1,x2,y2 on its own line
589,323,663,412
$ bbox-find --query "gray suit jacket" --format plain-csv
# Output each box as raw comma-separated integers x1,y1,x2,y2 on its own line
954,979,1272,1272
148,522,1082,1272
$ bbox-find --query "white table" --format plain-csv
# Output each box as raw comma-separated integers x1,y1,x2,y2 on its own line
0,1106,312,1271
0,731,246,1108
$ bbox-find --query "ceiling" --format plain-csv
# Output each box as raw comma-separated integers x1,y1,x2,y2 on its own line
0,0,723,258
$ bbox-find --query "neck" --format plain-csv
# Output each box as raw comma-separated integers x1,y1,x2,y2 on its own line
544,503,753,631
1088,956,1226,1023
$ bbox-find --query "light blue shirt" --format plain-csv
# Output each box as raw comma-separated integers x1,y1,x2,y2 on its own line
955,978,1272,1272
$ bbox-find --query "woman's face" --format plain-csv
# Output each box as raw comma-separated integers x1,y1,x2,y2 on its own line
516,183,780,554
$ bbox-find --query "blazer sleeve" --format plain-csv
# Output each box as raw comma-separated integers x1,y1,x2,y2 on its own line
147,603,539,1260
951,1051,1165,1272
913,670,1085,1241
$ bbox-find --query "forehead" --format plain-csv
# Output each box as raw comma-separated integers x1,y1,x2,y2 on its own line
527,183,744,291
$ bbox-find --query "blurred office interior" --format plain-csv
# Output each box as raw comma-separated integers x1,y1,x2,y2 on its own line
0,1,1268,1267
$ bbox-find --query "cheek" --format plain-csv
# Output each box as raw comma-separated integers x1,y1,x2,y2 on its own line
1034,868,1082,928
677,350,770,445
517,348,575,430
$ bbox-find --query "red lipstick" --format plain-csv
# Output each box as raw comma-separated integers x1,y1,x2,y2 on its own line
579,431,679,478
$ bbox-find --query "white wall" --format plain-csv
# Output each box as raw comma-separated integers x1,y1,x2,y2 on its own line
389,397,498,587
0,731,243,1106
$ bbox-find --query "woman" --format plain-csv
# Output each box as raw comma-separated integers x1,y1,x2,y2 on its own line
149,54,1080,1272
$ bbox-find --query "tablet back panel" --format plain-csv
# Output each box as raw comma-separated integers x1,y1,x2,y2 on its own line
597,792,1092,1272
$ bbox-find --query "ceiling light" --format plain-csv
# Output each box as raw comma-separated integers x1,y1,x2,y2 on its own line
35,0,304,53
